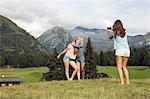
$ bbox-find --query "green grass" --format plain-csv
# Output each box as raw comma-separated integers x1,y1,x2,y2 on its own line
0,66,150,99
0,66,150,83
97,66,150,79
0,67,48,83
0,79,150,99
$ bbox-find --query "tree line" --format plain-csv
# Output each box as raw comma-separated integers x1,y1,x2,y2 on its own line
96,48,150,66
0,38,149,68
0,53,49,68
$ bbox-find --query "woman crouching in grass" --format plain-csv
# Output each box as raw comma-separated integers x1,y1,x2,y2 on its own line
107,20,130,85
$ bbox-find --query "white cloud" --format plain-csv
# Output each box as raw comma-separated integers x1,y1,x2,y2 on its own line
104,20,113,27
0,0,149,38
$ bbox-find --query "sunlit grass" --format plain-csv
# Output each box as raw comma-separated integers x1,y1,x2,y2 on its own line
97,66,150,79
0,66,150,99
0,79,150,99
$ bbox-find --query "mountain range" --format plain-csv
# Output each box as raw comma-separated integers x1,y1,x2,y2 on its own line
38,26,150,53
38,26,73,53
0,15,149,56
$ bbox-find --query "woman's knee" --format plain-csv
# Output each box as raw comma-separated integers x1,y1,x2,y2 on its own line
82,68,85,72
74,67,78,72
122,66,127,70
76,67,79,71
117,67,122,71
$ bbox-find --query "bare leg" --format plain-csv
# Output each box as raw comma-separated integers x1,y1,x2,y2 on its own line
122,57,130,84
81,64,85,80
69,61,78,80
116,56,124,85
64,61,70,80
77,63,81,80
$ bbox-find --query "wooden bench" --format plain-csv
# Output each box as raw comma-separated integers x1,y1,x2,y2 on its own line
0,77,24,87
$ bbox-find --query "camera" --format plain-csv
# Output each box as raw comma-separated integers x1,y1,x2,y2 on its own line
107,27,112,30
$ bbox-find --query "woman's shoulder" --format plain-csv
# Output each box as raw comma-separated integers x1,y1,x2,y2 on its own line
67,43,73,48
68,43,74,46
125,30,129,35
124,32,128,37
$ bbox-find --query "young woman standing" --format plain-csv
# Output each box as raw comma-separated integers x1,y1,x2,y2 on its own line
107,20,130,85
74,37,85,80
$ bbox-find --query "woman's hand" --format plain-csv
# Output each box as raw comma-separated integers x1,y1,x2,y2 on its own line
57,48,68,59
57,55,61,59
107,30,113,39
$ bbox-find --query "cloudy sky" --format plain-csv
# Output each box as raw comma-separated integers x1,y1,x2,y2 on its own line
0,0,149,38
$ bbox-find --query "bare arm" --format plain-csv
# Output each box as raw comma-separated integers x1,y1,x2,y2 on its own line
107,30,113,39
57,48,68,59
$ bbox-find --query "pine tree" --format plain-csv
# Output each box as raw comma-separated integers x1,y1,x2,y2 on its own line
142,48,150,66
93,52,99,66
42,48,65,80
129,48,140,66
85,37,97,79
105,51,115,66
99,50,107,66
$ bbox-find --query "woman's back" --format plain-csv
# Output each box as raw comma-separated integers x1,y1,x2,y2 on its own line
65,44,77,59
114,33,129,50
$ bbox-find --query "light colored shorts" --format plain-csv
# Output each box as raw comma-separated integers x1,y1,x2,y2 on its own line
63,55,75,62
115,49,130,57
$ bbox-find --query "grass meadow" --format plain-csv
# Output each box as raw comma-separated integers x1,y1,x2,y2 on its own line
0,66,150,99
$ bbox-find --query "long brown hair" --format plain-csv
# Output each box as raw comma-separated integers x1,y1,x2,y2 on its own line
72,39,78,55
113,20,126,38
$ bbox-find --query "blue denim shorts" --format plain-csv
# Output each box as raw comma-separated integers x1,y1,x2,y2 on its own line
63,56,70,62
76,57,85,65
63,55,75,62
